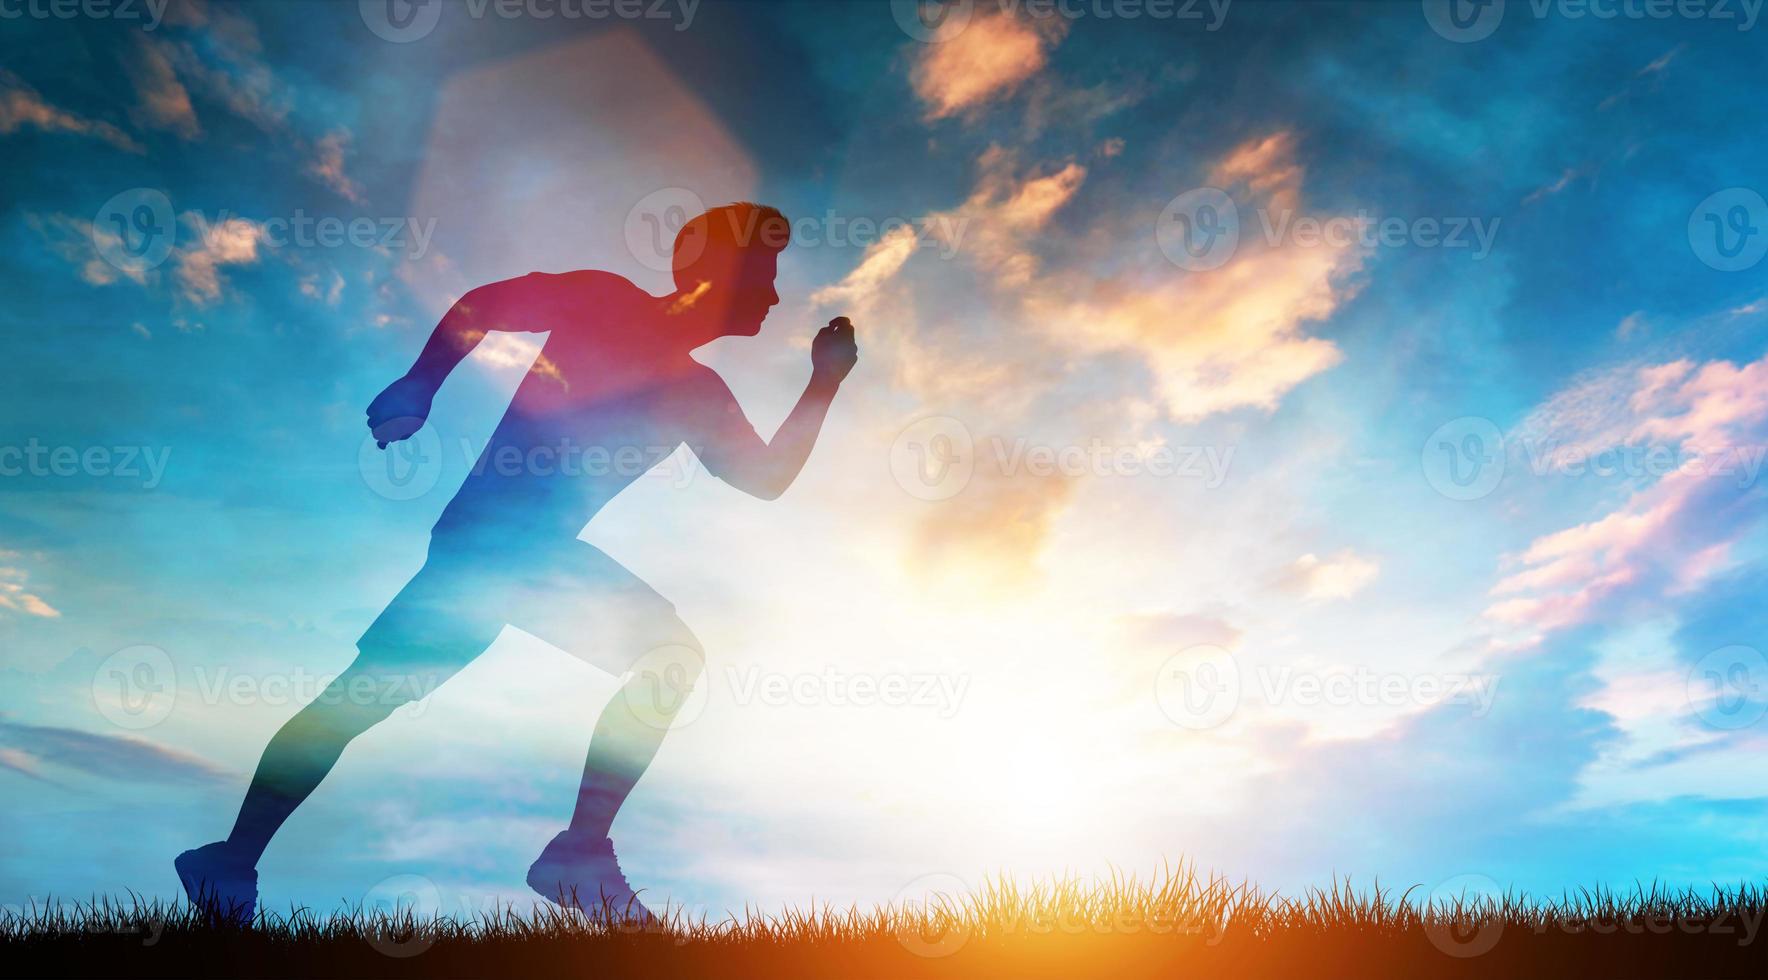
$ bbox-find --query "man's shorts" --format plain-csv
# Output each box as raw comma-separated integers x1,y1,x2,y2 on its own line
356,530,697,679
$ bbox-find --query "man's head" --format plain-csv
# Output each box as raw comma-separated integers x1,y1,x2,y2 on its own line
670,202,788,337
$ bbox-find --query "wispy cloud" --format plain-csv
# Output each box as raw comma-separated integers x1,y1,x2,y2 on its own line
932,145,1086,289
1487,354,1768,636
28,213,149,288
0,71,142,153
0,555,60,619
0,721,228,785
1036,130,1363,421
809,224,919,310
307,129,366,205
1274,550,1381,602
127,37,201,139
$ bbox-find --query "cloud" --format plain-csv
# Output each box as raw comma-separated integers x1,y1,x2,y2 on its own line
1032,132,1362,420
174,213,267,305
307,129,366,204
1486,354,1768,636
300,269,346,306
0,746,56,784
154,3,292,134
127,38,201,139
1210,130,1304,211
824,132,1356,427
1523,167,1581,206
809,223,919,310
28,213,149,288
468,331,566,388
905,459,1076,594
0,71,142,153
1035,241,1356,421
912,11,1062,120
933,145,1087,289
1637,43,1685,77
1111,611,1244,701
0,720,228,785
1274,550,1380,602
0,555,60,619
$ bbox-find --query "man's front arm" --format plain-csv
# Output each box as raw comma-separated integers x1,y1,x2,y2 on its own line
723,374,842,500
710,317,858,500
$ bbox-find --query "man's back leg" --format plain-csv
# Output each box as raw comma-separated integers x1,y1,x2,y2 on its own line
179,539,508,918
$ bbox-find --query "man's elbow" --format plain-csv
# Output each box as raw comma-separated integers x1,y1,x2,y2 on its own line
724,468,789,501
748,478,789,501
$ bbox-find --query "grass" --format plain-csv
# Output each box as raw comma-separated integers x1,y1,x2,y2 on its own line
6,864,1768,978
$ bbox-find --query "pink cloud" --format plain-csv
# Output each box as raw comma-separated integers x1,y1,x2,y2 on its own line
1486,352,1768,636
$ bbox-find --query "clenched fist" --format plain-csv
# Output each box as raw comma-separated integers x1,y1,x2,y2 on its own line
811,316,859,385
365,374,435,448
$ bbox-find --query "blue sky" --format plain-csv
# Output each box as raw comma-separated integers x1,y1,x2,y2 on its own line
4,0,1768,922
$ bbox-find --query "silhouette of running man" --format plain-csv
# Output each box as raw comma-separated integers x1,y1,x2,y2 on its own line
177,203,858,924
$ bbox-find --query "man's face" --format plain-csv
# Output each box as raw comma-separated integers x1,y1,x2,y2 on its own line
719,248,780,337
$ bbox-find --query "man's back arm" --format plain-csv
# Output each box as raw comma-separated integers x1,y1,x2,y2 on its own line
366,273,564,447
404,274,561,390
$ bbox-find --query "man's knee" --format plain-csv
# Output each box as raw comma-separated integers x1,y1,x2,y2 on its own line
616,630,704,728
299,667,436,734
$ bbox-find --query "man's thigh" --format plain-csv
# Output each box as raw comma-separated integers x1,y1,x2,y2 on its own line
505,540,700,677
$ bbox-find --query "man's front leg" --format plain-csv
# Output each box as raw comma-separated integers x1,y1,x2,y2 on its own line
527,641,704,922
568,646,704,839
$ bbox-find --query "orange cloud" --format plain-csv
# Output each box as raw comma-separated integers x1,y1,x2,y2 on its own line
174,214,266,305
809,223,919,311
1039,130,1363,420
127,38,200,139
912,12,1062,120
307,129,366,204
1210,130,1303,211
934,145,1086,289
0,71,141,153
906,458,1076,594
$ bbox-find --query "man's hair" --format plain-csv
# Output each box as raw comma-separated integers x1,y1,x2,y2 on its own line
671,202,789,292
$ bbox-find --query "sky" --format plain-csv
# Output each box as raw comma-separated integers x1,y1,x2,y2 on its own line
4,0,1768,924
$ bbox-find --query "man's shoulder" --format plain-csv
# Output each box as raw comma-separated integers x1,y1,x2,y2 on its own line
512,269,649,302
